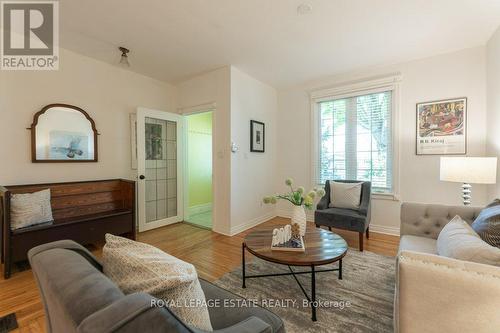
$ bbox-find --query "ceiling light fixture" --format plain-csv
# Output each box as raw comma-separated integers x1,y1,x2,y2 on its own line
297,3,312,15
119,46,130,67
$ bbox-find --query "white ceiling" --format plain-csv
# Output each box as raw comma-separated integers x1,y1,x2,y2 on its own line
59,0,500,88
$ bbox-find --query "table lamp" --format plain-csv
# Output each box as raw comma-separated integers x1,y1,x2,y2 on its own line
440,157,497,205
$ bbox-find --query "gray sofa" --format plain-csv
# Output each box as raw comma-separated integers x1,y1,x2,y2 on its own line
28,240,285,333
395,202,500,333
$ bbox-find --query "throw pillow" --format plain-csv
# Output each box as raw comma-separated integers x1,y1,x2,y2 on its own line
471,199,500,247
437,215,500,266
329,181,363,210
10,189,53,230
102,234,213,331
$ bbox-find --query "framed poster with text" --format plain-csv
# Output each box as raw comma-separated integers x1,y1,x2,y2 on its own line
416,97,467,155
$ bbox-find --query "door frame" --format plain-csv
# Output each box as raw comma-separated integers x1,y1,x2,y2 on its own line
181,106,215,229
136,107,184,232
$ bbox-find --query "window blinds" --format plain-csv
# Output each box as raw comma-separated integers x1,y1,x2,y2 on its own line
318,90,393,193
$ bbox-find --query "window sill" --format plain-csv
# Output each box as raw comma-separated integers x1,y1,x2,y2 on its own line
372,193,400,201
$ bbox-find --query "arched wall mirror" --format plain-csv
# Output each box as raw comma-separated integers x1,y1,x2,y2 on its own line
30,104,99,162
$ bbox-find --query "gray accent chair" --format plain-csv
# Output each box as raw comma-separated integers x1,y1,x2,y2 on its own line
314,180,371,251
395,202,500,333
28,240,285,333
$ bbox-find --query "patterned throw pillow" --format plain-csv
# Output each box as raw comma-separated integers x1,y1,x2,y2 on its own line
102,234,213,331
10,189,53,230
329,181,363,210
472,199,500,247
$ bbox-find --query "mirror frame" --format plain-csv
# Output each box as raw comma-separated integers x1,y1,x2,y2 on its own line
29,103,99,163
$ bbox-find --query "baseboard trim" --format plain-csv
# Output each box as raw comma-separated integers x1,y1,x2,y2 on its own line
277,209,400,236
368,224,400,236
229,212,276,236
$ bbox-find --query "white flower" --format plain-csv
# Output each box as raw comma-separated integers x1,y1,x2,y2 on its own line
316,188,326,197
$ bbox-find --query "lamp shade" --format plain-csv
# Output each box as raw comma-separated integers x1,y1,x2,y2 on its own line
440,157,497,184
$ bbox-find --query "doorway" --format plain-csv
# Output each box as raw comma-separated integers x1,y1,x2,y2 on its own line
184,111,213,229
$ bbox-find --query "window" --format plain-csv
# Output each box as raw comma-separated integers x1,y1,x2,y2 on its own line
317,90,393,194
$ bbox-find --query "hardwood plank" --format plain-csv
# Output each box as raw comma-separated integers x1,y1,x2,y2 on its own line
0,217,399,332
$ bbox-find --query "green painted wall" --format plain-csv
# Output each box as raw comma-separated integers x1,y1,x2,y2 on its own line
187,112,213,207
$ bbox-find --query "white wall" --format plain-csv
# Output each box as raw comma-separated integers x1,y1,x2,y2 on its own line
277,47,489,234
177,66,279,235
176,67,232,235
487,26,500,198
230,67,278,234
0,47,176,185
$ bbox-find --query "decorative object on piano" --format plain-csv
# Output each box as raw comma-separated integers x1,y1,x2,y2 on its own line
263,178,326,236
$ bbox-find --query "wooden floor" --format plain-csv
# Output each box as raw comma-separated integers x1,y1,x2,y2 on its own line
0,217,399,333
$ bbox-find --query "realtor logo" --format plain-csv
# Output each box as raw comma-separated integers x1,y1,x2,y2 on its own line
1,1,59,70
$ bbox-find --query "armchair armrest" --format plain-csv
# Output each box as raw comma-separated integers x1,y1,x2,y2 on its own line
28,239,102,271
395,251,500,333
316,181,330,210
316,195,329,210
358,182,371,216
78,293,192,333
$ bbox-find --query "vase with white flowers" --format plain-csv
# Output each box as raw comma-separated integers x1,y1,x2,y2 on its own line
263,178,326,236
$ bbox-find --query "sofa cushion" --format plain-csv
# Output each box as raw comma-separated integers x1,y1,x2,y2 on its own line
314,207,366,232
329,181,363,209
102,234,213,331
437,215,500,266
399,235,437,254
77,293,194,333
199,279,284,333
471,199,500,247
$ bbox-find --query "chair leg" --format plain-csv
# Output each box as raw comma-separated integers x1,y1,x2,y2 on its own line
359,232,364,252
366,227,369,239
328,226,332,231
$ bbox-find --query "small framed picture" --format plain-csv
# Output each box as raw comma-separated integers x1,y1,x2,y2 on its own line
416,97,467,155
250,120,265,152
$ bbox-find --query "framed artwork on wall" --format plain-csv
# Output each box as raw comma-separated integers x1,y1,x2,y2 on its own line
416,97,467,155
250,120,265,152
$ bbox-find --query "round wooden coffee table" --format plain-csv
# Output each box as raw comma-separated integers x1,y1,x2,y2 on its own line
242,226,348,321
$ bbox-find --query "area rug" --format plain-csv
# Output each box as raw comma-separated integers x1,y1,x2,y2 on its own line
214,249,395,333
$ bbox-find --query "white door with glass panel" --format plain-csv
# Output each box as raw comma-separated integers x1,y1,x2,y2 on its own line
136,108,183,232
